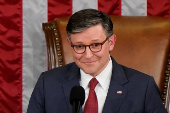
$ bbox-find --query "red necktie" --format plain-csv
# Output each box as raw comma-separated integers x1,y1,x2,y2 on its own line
84,78,98,113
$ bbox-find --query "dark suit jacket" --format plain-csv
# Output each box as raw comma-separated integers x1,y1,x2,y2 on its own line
27,57,167,113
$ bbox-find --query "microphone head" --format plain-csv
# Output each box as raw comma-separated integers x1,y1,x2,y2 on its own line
70,86,85,106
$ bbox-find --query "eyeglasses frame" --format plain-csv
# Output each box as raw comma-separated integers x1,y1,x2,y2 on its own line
70,36,110,54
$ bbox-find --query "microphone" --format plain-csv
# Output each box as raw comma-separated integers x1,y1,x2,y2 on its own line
70,86,85,113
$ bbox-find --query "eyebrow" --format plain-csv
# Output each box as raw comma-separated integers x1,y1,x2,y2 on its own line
71,38,103,45
91,38,101,41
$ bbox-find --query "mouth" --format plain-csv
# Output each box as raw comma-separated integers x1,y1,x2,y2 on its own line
83,60,97,65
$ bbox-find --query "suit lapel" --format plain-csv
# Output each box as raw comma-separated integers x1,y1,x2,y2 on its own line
103,57,128,113
62,63,83,113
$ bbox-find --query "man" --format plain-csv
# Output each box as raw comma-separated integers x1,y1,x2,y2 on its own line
27,9,167,113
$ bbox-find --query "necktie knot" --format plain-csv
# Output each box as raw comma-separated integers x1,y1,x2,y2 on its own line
90,78,98,90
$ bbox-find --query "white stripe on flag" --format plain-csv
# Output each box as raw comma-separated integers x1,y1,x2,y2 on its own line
22,0,48,112
121,0,147,16
72,0,98,14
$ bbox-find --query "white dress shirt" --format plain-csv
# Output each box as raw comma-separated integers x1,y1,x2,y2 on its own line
80,57,113,113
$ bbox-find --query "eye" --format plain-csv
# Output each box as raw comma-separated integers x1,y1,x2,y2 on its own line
74,45,85,49
91,43,100,48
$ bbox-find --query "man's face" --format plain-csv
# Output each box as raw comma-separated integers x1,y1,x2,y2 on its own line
68,24,116,77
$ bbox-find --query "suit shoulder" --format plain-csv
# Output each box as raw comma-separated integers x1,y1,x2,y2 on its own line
42,62,76,79
120,65,158,93
120,65,151,80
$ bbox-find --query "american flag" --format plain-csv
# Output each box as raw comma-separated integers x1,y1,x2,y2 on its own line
117,91,122,94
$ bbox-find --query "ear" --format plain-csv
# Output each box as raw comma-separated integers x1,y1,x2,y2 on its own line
67,38,71,45
108,34,116,51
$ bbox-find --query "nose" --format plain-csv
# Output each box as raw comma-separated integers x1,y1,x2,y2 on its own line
84,46,93,58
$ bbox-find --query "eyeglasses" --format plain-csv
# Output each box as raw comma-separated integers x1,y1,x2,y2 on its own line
71,36,110,54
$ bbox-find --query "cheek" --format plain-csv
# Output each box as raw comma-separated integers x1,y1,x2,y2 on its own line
99,45,110,55
72,51,83,60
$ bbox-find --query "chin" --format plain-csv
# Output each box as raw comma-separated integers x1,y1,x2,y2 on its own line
83,69,96,76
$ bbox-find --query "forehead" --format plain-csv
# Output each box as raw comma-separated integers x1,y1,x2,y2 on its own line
70,24,106,43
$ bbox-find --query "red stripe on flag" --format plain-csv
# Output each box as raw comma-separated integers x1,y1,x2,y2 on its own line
98,0,121,15
169,0,170,17
147,0,170,17
0,0,23,113
48,0,72,22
